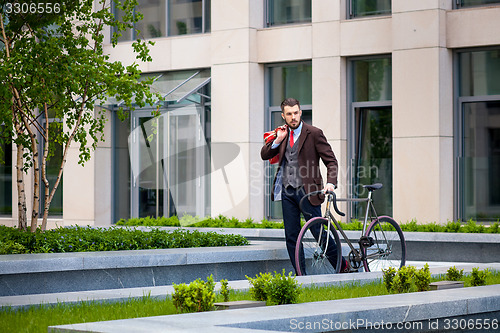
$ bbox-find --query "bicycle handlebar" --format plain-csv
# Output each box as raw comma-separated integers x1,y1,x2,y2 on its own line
298,190,345,218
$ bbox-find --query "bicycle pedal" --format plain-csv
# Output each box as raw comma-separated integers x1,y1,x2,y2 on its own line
359,236,374,248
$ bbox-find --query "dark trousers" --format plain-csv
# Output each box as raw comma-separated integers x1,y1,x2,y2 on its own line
281,185,341,275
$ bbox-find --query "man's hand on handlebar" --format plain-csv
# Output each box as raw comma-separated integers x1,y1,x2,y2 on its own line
323,183,335,194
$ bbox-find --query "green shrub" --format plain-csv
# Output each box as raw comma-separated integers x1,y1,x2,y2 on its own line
220,279,231,302
0,240,28,254
247,270,301,305
340,220,364,231
446,266,464,281
260,218,284,229
444,221,461,233
0,225,249,254
382,267,397,292
116,215,180,227
266,270,302,305
246,272,272,302
390,266,416,293
401,220,419,232
115,215,500,233
414,264,431,292
470,267,490,287
172,276,215,313
385,265,432,294
464,220,486,233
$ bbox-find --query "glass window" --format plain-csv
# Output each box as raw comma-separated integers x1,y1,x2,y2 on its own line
353,106,392,218
349,0,391,19
113,0,210,42
458,48,500,222
269,63,312,106
350,56,392,219
137,0,167,39
112,69,211,221
113,2,134,42
169,0,210,36
40,123,63,217
0,140,12,216
113,111,131,222
266,62,312,219
459,50,500,97
461,101,500,221
266,0,311,27
456,0,500,9
352,57,392,102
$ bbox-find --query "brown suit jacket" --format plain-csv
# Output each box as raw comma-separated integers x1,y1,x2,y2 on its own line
261,122,338,206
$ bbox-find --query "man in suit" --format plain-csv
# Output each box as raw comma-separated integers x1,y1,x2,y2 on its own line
261,97,349,274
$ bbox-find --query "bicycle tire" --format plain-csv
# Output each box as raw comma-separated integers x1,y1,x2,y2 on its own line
362,216,406,272
295,217,343,276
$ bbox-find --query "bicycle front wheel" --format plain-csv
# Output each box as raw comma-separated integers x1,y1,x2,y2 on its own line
362,216,406,272
295,217,342,276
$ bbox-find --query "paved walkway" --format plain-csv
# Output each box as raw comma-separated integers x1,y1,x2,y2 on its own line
1,262,497,310
45,263,500,333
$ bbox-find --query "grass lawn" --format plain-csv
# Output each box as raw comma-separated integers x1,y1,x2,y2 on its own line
1,271,499,333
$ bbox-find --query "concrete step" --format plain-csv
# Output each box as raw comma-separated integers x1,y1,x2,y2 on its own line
135,226,500,263
3,263,499,310
44,263,500,333
1,227,499,297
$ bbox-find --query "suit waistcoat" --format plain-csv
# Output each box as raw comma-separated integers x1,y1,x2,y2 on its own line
281,135,302,189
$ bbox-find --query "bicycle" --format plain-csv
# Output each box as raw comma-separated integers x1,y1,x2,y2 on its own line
295,183,406,275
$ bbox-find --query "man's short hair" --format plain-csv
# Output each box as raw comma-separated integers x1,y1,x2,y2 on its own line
281,98,300,113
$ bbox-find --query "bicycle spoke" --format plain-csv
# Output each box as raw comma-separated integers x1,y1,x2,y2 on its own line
363,216,406,272
295,217,342,275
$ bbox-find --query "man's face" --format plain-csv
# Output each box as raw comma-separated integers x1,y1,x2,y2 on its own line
281,105,302,130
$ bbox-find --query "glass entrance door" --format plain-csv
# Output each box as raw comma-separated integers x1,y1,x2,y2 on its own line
352,105,392,219
130,105,207,218
460,100,500,221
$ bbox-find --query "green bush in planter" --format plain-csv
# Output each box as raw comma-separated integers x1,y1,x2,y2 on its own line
172,275,215,313
266,269,302,305
446,266,464,281
383,265,431,293
220,279,231,302
247,270,301,305
246,272,272,302
414,263,431,292
470,267,490,287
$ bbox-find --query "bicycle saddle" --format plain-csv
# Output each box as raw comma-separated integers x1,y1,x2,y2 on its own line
363,183,383,191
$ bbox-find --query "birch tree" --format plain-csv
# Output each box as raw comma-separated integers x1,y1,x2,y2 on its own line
0,0,159,231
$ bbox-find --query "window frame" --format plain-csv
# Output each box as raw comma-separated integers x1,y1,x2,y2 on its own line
112,0,211,42
347,0,392,20
347,54,392,221
264,61,312,220
0,139,13,217
264,0,312,27
110,69,211,223
454,46,500,221
454,0,500,9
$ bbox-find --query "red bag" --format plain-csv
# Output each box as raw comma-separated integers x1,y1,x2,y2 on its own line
263,125,287,164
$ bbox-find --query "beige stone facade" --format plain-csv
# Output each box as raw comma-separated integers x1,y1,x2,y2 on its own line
2,1,500,228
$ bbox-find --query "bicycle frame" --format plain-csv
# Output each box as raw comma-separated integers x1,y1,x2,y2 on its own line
297,184,405,274
323,191,380,264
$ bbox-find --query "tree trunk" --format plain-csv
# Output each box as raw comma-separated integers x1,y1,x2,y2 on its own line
2,18,28,231
26,127,40,231
16,141,27,231
41,105,51,231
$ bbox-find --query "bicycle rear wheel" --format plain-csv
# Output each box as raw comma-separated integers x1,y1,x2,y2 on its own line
362,216,406,272
295,217,342,276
